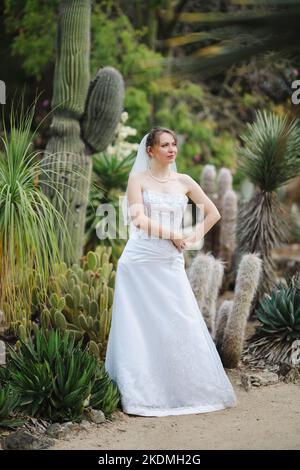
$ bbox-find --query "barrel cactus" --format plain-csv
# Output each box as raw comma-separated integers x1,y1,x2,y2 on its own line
42,0,125,261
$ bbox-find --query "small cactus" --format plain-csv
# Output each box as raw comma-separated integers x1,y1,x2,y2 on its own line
38,245,115,360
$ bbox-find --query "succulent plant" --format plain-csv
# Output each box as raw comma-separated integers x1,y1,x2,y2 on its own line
201,165,237,273
90,363,120,418
188,253,224,333
40,246,115,360
244,274,300,366
0,383,24,429
41,1,125,261
219,253,262,368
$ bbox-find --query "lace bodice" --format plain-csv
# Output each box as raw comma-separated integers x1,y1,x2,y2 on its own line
129,188,188,240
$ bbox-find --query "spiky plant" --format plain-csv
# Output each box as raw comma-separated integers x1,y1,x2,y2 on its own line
0,101,71,327
244,274,300,366
8,329,98,422
0,384,24,429
236,110,300,311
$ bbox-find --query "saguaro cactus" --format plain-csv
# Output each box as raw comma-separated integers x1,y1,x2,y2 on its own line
42,0,124,262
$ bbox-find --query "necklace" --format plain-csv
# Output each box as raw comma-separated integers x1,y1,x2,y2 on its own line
148,168,171,183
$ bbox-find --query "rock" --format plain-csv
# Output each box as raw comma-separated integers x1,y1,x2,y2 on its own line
2,431,53,450
240,373,252,391
84,408,106,424
283,366,300,384
46,423,73,440
248,371,279,386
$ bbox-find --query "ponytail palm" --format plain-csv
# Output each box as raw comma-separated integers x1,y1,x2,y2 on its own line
0,104,72,327
236,110,300,310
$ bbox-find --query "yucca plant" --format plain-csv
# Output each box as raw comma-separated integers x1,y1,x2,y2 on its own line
8,329,98,422
85,151,135,262
244,273,300,365
235,110,300,310
0,101,72,327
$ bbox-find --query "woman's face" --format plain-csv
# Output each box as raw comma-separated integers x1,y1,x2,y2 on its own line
148,132,177,165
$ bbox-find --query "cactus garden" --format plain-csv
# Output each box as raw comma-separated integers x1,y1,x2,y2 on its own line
1,0,300,453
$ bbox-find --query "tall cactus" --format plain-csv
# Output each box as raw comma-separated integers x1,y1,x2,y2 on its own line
219,188,237,292
42,0,124,262
201,165,217,254
201,165,236,263
220,253,262,368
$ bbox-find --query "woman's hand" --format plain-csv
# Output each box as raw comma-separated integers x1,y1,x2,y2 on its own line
170,231,190,252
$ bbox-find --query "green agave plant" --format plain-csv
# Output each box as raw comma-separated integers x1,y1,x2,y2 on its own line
7,328,120,422
0,100,73,327
0,383,24,429
90,362,120,418
8,329,98,422
244,274,300,365
256,284,300,341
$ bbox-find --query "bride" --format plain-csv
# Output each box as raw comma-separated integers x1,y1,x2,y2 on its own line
104,127,237,417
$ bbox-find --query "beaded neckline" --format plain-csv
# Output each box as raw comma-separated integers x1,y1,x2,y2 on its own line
142,187,189,202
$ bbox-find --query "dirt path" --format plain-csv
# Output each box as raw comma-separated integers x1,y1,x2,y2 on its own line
50,371,300,450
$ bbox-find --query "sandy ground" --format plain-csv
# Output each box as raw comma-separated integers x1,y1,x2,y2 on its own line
50,370,300,450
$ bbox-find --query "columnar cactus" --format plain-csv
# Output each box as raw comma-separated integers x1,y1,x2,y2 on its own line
214,299,233,351
42,0,124,262
219,189,237,292
201,165,236,263
188,253,224,333
201,165,217,254
220,253,262,368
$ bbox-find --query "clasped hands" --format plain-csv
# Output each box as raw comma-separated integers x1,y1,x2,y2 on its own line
170,230,195,252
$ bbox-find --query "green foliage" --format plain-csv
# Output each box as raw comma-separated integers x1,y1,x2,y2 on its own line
4,0,59,79
0,99,71,326
256,278,300,342
238,110,300,191
0,383,24,429
85,151,135,259
6,328,120,422
90,6,162,132
90,363,120,418
8,329,97,422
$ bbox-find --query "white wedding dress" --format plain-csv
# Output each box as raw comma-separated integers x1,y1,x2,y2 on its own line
104,188,237,416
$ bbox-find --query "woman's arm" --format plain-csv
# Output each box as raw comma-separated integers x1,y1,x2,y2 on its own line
183,174,221,245
127,173,184,241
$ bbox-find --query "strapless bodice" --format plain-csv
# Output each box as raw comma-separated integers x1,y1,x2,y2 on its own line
129,188,188,240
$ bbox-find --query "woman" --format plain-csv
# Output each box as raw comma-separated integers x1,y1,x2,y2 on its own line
104,127,237,417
